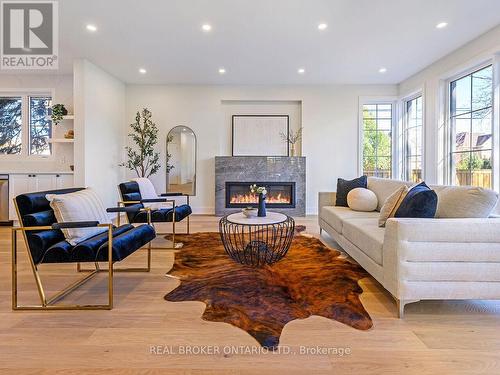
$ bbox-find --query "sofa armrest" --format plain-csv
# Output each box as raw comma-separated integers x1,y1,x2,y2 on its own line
318,192,336,214
383,217,500,298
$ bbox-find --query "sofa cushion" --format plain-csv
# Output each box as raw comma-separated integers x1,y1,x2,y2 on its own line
433,186,498,218
367,177,412,211
347,188,378,212
320,206,379,234
335,176,367,207
342,218,385,265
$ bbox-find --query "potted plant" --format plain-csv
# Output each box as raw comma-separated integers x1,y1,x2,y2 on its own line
120,108,161,177
50,104,68,125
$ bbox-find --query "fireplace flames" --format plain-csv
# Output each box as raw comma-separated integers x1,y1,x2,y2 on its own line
230,193,291,205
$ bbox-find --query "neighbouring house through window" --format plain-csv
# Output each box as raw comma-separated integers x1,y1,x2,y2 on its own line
449,65,493,189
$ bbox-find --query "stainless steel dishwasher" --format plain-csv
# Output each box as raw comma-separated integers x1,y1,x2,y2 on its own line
0,175,12,225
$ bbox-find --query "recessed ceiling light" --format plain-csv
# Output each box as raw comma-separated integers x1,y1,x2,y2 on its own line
86,24,97,32
436,22,448,29
202,24,212,32
139,68,147,74
318,23,328,30
378,67,387,73
218,68,226,74
297,68,305,74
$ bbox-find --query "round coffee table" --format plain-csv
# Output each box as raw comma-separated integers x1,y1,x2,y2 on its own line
219,212,295,267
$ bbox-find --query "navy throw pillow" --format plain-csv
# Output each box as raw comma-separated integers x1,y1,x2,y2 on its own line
394,181,437,218
336,176,367,207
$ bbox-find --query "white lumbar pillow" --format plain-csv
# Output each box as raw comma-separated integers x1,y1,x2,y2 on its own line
46,188,112,246
347,188,378,212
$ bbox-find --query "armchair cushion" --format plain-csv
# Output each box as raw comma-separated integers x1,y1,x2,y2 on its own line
132,204,192,223
41,224,155,263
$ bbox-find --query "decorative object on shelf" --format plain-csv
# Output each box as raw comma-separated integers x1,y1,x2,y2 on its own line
64,129,74,139
69,165,74,171
232,115,289,156
280,126,302,157
50,104,68,125
165,230,372,349
242,207,257,218
250,184,267,217
120,108,161,178
166,126,197,196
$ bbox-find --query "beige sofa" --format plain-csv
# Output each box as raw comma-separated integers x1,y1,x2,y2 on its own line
318,177,500,317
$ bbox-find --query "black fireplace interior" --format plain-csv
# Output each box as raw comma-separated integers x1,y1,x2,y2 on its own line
225,182,296,208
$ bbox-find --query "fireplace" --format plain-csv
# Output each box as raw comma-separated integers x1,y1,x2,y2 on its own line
225,182,295,209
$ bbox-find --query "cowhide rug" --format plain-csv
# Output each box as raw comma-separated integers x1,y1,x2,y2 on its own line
164,228,372,348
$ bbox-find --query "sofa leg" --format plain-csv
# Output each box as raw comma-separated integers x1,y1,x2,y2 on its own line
319,227,323,235
397,300,406,318
396,299,419,318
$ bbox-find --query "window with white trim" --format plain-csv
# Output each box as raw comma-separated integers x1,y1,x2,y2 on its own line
0,94,52,156
449,65,493,188
362,103,393,178
403,95,423,182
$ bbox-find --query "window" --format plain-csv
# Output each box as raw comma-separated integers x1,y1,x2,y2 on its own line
0,97,22,154
362,103,393,178
29,96,52,155
449,65,493,188
403,96,423,182
0,94,52,156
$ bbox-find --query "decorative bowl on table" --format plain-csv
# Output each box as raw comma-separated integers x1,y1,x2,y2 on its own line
242,207,258,218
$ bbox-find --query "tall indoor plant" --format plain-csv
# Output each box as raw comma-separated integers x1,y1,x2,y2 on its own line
120,108,161,178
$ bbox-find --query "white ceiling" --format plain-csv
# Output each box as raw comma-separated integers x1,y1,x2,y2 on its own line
11,0,500,84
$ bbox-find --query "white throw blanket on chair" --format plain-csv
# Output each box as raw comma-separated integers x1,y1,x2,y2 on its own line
132,178,172,210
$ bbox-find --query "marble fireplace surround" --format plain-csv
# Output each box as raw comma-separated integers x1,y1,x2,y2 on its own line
215,156,306,216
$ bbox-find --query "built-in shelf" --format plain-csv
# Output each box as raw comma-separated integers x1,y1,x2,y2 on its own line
48,138,74,143
45,114,74,121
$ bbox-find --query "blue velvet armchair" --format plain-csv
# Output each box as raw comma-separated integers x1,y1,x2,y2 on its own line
12,187,156,310
118,181,192,248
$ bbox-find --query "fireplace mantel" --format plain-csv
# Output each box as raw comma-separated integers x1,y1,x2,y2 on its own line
215,156,306,216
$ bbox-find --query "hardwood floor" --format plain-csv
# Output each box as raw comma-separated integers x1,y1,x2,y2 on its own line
1,215,500,374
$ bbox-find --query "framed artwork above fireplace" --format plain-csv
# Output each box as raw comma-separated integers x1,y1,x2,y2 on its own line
232,115,289,156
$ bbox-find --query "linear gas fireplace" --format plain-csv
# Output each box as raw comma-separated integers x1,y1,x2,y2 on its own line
215,156,305,216
225,182,296,209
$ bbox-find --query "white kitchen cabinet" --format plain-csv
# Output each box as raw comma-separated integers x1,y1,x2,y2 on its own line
9,173,75,220
55,174,74,189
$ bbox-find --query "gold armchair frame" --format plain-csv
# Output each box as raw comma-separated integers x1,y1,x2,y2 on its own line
12,201,152,311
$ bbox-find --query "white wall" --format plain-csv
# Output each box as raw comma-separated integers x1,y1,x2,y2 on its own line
399,24,500,186
74,60,126,208
0,74,74,172
126,84,397,214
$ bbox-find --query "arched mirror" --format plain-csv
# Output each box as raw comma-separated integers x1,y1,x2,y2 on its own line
166,126,197,195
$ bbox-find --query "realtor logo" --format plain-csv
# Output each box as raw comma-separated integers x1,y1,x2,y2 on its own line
1,0,58,69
